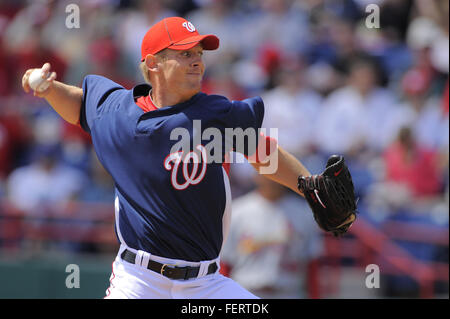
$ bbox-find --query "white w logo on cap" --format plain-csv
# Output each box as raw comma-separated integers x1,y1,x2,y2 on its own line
182,21,196,32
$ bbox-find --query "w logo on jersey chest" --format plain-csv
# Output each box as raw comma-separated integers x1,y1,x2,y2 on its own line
164,144,207,190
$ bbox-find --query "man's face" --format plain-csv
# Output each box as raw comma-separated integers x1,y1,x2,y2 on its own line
349,64,376,95
157,44,205,96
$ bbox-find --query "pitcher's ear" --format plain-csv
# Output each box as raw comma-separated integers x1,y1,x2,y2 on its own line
144,54,158,71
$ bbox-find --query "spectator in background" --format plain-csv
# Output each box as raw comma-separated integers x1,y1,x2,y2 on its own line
2,0,67,96
390,37,449,157
187,0,242,68
306,13,362,75
60,120,92,173
79,150,115,203
221,174,323,299
326,16,362,75
115,0,176,81
0,103,31,186
406,0,449,76
395,63,449,152
6,143,87,213
261,56,322,157
354,0,414,84
86,36,135,89
201,66,248,102
314,56,399,199
440,79,449,158
5,142,88,253
227,54,323,198
0,20,14,97
383,126,443,199
315,57,397,157
364,71,448,218
236,0,310,59
439,80,449,201
379,0,414,42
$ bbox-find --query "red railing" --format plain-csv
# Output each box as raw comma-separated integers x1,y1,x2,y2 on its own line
318,217,449,298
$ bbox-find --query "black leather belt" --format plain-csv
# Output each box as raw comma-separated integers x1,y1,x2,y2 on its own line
120,249,218,280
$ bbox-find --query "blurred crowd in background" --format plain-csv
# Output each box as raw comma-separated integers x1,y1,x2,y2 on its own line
0,0,448,298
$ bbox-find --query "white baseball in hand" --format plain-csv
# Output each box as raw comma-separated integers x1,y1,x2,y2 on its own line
28,68,50,92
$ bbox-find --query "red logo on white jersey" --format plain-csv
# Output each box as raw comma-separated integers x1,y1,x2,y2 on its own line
164,144,207,190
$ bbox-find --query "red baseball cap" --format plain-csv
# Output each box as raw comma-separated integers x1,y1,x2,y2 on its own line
141,17,219,61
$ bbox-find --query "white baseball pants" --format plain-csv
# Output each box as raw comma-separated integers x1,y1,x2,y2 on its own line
104,245,258,299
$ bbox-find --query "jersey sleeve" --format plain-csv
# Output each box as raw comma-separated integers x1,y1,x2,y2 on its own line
79,75,124,133
228,96,265,156
231,96,264,131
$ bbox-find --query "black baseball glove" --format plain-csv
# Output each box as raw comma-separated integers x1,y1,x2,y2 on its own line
298,155,358,237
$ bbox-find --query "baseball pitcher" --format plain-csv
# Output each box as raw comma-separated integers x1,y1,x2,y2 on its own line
21,17,357,299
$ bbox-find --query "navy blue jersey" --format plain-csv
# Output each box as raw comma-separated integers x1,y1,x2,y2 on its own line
80,75,264,261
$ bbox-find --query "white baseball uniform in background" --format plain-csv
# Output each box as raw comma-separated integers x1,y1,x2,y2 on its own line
220,191,324,299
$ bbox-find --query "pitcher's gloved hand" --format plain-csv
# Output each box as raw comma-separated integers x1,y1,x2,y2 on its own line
298,155,358,237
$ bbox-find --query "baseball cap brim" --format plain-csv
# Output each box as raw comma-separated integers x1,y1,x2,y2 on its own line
167,34,219,51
